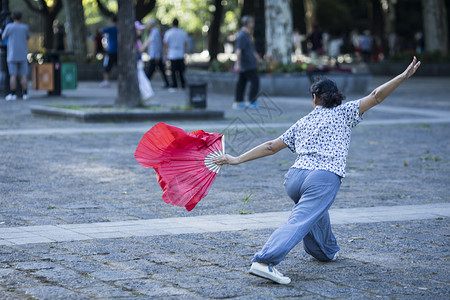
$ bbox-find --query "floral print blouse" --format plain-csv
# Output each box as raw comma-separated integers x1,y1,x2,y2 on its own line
280,100,363,177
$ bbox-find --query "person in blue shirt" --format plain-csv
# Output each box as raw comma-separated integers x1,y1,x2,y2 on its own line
100,15,118,88
2,11,30,100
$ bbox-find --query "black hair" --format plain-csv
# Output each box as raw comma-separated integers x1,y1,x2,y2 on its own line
172,18,179,27
111,15,117,23
310,77,345,108
12,11,22,21
241,15,253,26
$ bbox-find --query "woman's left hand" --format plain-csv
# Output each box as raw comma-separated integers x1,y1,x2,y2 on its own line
212,154,240,166
402,56,421,79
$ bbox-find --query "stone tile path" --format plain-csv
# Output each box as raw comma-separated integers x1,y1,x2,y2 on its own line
1,203,448,246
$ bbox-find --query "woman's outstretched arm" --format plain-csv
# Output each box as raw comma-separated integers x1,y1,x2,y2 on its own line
359,56,421,115
213,138,287,165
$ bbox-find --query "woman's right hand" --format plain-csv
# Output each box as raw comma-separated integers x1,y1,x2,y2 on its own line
212,154,240,166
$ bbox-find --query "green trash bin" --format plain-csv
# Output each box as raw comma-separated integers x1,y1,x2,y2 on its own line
61,63,77,90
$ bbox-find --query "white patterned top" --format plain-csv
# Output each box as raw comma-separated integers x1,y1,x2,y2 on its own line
280,100,363,177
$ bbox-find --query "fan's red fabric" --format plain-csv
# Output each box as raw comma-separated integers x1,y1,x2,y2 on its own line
135,122,223,211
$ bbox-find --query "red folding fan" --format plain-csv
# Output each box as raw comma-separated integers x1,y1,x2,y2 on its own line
135,122,225,211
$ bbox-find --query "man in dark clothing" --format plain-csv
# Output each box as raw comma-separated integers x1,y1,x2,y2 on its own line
234,15,262,109
307,25,324,64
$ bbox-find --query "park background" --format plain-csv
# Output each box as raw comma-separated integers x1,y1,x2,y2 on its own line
2,0,449,107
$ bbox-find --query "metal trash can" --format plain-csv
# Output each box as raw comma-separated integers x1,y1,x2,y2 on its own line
187,82,207,109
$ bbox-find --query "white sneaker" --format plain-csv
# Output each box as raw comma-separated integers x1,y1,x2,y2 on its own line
22,94,29,100
5,94,17,101
249,262,291,284
331,251,339,261
99,81,110,88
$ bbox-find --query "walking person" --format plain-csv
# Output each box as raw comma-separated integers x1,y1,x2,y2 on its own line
163,18,188,89
213,57,421,284
94,28,104,54
360,30,373,62
135,21,154,104
233,15,263,109
140,18,170,88
100,15,118,88
2,11,30,101
307,24,324,65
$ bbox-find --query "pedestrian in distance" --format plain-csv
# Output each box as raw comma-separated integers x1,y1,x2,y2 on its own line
140,18,170,88
360,30,373,62
2,11,30,101
307,24,324,65
213,57,421,284
100,15,118,88
135,21,154,104
94,28,104,55
163,18,188,90
233,15,263,109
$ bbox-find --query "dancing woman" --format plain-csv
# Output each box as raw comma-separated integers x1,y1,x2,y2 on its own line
213,57,421,284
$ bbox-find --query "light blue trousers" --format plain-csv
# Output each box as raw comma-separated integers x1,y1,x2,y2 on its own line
253,168,341,265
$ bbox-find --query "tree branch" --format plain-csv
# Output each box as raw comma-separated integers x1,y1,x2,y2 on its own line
38,0,49,14
49,0,63,18
22,0,44,14
135,0,156,21
96,0,114,18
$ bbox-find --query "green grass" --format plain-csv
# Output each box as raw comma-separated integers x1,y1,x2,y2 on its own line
420,155,441,162
170,105,194,111
49,103,84,110
238,191,254,215
243,191,254,205
267,129,279,134
277,160,291,166
87,157,101,161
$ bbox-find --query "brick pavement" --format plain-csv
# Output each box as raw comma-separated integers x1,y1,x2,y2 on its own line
0,77,449,299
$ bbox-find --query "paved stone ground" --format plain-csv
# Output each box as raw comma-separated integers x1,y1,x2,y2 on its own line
0,76,449,299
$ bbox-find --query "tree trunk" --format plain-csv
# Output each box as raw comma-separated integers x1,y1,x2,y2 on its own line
422,0,448,54
43,15,54,50
241,0,255,20
264,0,292,64
208,0,223,61
303,0,316,34
254,0,265,56
115,0,140,107
369,0,383,37
62,0,87,63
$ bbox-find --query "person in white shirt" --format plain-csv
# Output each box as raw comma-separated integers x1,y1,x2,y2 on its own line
140,18,170,88
163,18,188,89
213,57,421,285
